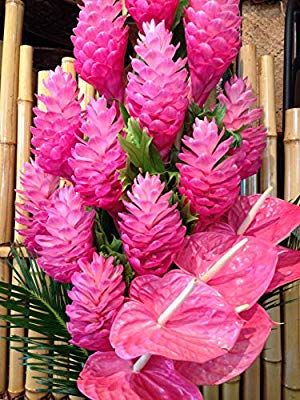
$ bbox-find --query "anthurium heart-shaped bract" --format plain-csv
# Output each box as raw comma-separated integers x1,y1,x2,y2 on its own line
226,195,300,244
267,247,300,292
110,271,243,362
175,232,278,308
78,352,203,400
175,304,273,385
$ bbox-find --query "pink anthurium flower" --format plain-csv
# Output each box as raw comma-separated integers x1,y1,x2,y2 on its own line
110,271,243,363
175,232,278,308
77,352,203,400
175,304,273,385
206,192,300,292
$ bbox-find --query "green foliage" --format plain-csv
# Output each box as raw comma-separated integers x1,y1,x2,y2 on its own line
0,247,88,396
93,209,135,286
118,118,165,190
173,0,189,30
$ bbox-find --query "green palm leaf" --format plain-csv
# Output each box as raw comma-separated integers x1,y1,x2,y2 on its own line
0,246,88,396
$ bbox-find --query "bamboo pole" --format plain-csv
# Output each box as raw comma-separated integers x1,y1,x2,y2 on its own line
61,57,76,80
238,43,261,400
0,0,24,394
258,54,281,400
7,45,34,399
283,108,300,400
78,77,95,110
239,43,258,196
0,41,3,88
202,385,219,400
25,71,50,400
222,377,240,400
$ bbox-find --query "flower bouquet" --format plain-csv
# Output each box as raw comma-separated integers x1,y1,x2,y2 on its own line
1,0,300,399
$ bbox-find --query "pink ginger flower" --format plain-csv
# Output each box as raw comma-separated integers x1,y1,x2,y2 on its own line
218,76,267,179
125,0,179,31
235,125,267,179
72,0,129,101
185,0,241,106
16,159,59,254
31,67,82,179
66,253,125,351
126,20,189,160
70,97,126,212
218,76,263,131
119,173,186,276
36,186,95,283
177,118,241,226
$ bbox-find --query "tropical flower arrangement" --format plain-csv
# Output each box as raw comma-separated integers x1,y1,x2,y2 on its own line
0,0,300,399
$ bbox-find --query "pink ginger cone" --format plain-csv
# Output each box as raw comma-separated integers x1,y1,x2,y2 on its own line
66,253,125,351
70,97,126,212
16,159,59,254
126,20,189,160
185,0,241,106
125,0,179,31
119,173,186,275
218,76,267,179
35,186,95,283
177,118,241,226
31,67,82,179
72,0,128,101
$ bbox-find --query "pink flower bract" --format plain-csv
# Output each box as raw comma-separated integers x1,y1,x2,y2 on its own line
177,118,241,226
125,0,179,31
70,97,126,212
126,20,189,159
16,159,59,254
119,173,186,276
185,0,241,105
36,186,95,283
67,253,125,351
72,0,129,101
31,67,82,179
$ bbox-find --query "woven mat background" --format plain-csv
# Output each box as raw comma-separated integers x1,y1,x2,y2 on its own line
241,0,285,132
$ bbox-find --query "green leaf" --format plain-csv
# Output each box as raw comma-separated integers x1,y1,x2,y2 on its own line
118,118,165,189
170,192,198,234
120,103,130,127
172,0,189,30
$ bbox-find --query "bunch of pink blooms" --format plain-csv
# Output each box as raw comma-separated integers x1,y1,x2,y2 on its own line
16,0,300,399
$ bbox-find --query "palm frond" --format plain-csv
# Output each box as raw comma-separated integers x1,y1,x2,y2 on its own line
0,245,88,396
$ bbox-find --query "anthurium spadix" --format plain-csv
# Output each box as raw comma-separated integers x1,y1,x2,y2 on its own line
78,352,203,400
110,240,247,362
175,304,273,385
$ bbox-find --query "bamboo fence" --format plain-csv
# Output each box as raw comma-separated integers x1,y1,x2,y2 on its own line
0,1,299,400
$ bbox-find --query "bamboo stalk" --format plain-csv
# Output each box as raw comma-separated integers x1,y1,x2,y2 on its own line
0,41,3,88
202,385,219,400
258,54,281,400
238,43,258,195
25,71,50,400
0,0,24,394
222,377,240,400
243,358,261,400
283,108,300,400
78,77,95,110
61,57,76,80
8,45,34,399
